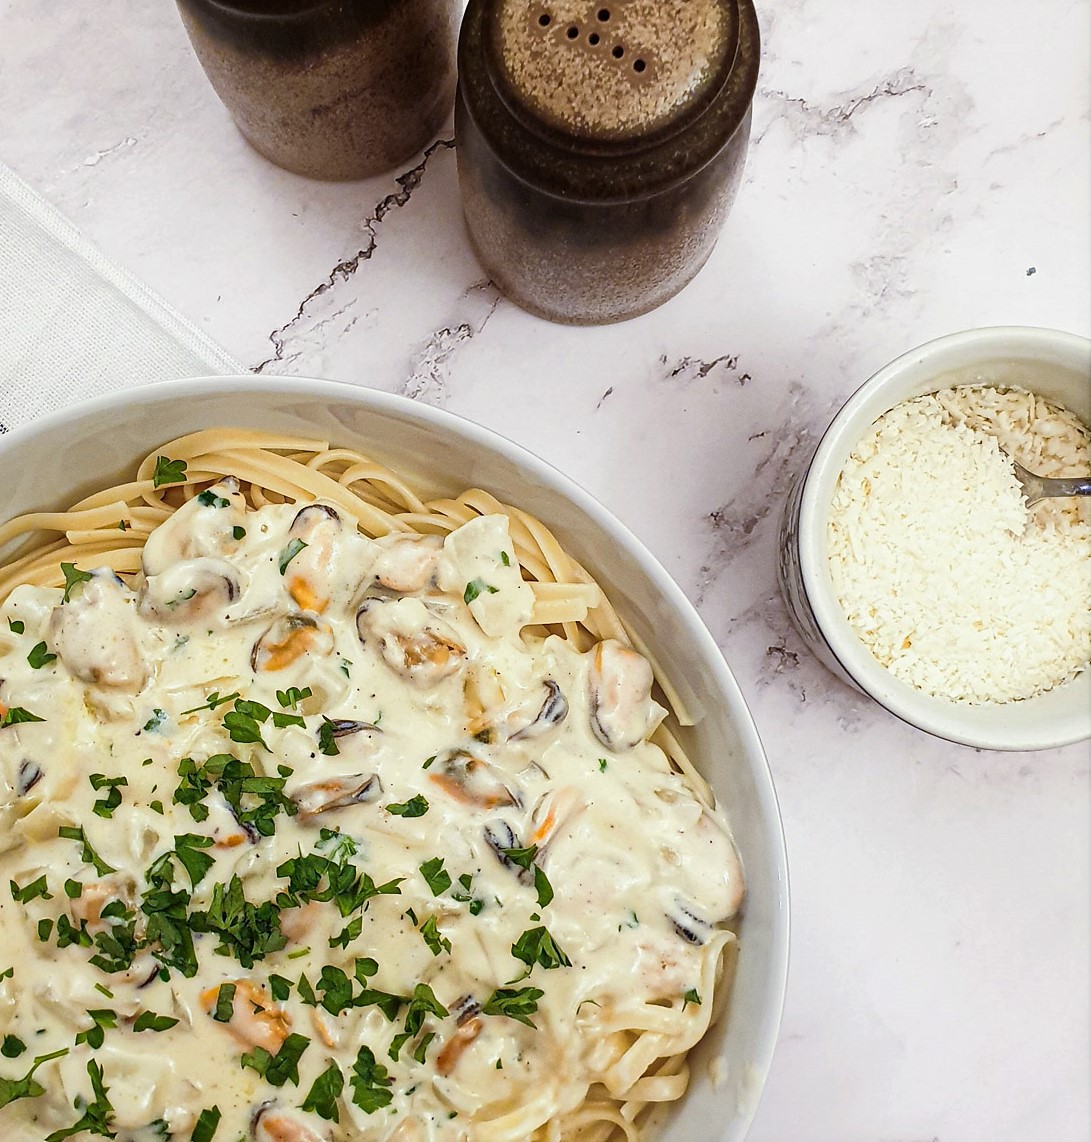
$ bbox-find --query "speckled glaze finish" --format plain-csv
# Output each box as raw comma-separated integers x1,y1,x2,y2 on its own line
175,0,459,180
456,0,760,325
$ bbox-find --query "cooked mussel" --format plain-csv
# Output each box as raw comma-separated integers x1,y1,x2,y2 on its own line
139,557,242,625
251,614,334,672
291,773,382,818
48,570,147,691
587,639,660,752
284,504,341,614
429,749,518,809
356,597,464,686
142,477,247,577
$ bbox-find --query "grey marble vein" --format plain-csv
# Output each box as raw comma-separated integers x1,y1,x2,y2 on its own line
252,138,456,374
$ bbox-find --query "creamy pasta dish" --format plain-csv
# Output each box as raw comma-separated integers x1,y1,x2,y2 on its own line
0,431,743,1142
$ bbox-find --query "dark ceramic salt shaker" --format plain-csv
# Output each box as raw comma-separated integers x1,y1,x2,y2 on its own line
455,0,760,325
176,0,460,180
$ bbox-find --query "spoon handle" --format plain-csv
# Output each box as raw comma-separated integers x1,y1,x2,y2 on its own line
1023,472,1091,503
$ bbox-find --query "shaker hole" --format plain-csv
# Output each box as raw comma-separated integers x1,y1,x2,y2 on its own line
588,31,600,44
566,25,579,39
612,44,624,58
538,13,551,26
598,8,610,19
633,58,646,72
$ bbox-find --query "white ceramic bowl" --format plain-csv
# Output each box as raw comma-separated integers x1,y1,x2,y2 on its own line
0,376,789,1141
779,326,1091,751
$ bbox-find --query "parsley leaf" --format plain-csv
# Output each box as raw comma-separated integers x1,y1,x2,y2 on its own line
212,983,236,1023
1,1035,26,1059
510,925,571,973
276,686,312,709
152,455,187,488
482,986,545,1028
0,706,44,729
9,875,51,904
58,826,115,876
278,538,308,575
0,1047,68,1110
44,1058,114,1140
27,641,56,669
191,1106,222,1142
419,857,451,897
464,577,499,604
317,718,340,757
385,794,429,818
75,1009,116,1049
60,563,94,603
302,1061,344,1122
240,1032,310,1088
196,490,230,509
179,691,240,716
349,1045,393,1114
683,987,702,1006
7,619,24,634
133,1011,179,1033
89,773,128,819
419,915,451,957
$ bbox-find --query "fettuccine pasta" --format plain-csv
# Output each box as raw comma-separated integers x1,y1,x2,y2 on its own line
0,431,743,1142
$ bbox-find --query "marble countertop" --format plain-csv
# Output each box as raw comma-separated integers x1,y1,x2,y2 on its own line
2,0,1089,1138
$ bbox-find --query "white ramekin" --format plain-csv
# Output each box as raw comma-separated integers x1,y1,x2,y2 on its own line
778,326,1091,751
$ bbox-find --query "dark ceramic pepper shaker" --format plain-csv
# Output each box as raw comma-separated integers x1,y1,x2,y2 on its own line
455,0,760,324
176,0,460,180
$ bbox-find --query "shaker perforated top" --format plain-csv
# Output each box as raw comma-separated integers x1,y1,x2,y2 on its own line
489,0,739,142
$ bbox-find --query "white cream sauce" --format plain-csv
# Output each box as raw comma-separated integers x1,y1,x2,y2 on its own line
0,487,743,1142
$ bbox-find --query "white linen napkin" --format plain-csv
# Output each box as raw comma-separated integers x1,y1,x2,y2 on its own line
0,162,241,435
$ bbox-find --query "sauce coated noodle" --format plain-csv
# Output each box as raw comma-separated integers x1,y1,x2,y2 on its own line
0,431,743,1141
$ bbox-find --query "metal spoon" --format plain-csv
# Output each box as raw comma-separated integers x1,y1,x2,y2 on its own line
1007,454,1091,506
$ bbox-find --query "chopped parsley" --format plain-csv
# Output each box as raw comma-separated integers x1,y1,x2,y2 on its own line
0,1047,68,1110
60,562,94,602
74,1009,116,1049
196,490,230,509
302,1061,344,1121
58,826,115,876
179,691,240,716
349,1045,394,1113
7,619,24,634
276,686,312,709
26,641,56,669
419,857,451,897
151,455,187,488
278,538,308,575
1,1035,26,1059
89,773,128,819
132,1011,179,1033
385,794,429,818
482,986,545,1028
510,925,571,973
240,1032,310,1088
683,988,702,1006
464,577,499,604
9,875,51,904
191,1106,222,1142
388,983,448,1062
189,873,287,967
0,706,44,728
213,984,236,1022
44,1058,114,1140
419,915,451,957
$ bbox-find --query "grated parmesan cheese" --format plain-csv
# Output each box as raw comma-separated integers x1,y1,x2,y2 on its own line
827,385,1091,705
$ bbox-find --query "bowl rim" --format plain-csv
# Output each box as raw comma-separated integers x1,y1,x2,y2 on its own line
0,374,791,1139
796,324,1091,751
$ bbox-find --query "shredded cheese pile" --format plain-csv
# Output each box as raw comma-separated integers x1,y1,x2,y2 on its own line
828,385,1091,704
